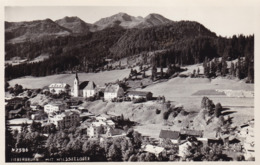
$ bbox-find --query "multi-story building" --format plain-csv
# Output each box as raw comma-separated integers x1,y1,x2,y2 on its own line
104,84,124,101
48,110,80,129
49,83,70,94
44,103,66,116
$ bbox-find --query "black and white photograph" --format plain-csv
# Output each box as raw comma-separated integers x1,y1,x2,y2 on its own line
3,0,257,162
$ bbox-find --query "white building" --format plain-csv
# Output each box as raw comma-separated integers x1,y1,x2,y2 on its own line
44,103,66,116
48,110,80,128
178,141,192,158
49,83,70,94
83,81,96,98
104,84,124,101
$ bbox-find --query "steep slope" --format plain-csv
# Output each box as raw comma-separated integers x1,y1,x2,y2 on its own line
5,13,254,80
110,21,217,58
5,19,71,43
55,16,93,33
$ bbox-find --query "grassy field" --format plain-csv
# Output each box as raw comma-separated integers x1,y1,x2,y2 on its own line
9,68,132,89
192,89,226,96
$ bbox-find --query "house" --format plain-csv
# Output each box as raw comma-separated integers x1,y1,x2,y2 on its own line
86,117,116,138
87,121,107,138
106,120,115,128
83,81,97,98
180,129,203,139
48,110,80,129
44,102,66,116
141,144,165,157
107,112,121,120
178,141,193,158
8,108,24,119
127,91,153,100
159,130,180,144
30,103,41,111
96,116,108,122
243,141,255,160
6,97,25,107
57,111,80,129
49,83,70,94
104,84,124,101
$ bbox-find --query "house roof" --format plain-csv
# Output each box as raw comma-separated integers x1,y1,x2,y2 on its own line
142,145,165,155
180,129,203,137
127,91,152,96
110,128,125,136
42,86,49,90
159,130,180,140
80,112,95,117
104,84,121,93
107,112,121,117
45,102,65,107
49,83,69,88
79,81,89,90
9,108,22,114
7,97,24,102
84,81,96,90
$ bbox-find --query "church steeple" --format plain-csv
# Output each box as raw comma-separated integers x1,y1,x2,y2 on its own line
73,72,79,97
75,71,79,81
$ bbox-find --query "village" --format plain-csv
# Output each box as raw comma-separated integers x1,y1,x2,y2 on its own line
5,68,255,162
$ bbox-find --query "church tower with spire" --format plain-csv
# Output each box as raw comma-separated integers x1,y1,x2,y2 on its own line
73,72,79,97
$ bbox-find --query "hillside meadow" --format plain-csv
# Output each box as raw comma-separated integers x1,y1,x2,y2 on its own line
8,68,132,88
8,67,254,138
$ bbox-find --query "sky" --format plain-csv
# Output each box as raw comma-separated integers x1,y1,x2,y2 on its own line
5,5,258,37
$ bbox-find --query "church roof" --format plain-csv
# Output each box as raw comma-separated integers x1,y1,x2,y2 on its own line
79,81,89,90
84,81,96,90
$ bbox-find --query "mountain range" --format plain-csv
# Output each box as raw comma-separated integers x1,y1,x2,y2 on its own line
5,13,177,43
5,12,254,80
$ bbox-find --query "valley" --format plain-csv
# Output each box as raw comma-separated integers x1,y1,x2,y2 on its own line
5,11,255,162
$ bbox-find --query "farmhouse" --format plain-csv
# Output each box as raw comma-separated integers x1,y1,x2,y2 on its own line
71,73,97,98
127,91,153,100
104,84,124,101
49,83,70,94
44,102,66,116
159,130,180,144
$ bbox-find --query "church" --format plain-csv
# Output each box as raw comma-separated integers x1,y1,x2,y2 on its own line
71,72,96,98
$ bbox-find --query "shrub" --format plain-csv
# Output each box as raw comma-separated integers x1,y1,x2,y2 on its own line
156,109,161,114
86,96,95,102
163,111,170,120
180,110,189,116
215,103,222,118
